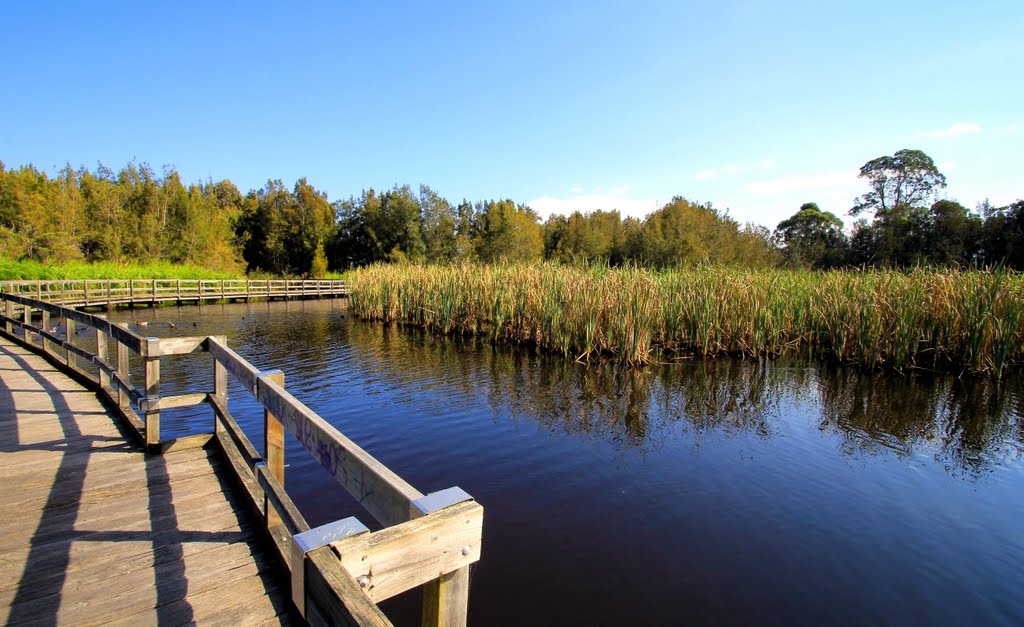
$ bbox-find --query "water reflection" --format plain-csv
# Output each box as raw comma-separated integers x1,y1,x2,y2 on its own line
817,368,1023,476
107,301,1023,479
332,318,1023,478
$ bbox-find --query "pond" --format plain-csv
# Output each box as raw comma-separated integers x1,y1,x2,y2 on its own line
108,299,1024,626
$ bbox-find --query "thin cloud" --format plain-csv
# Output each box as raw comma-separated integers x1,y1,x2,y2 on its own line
1007,123,1023,134
922,122,981,138
744,170,859,196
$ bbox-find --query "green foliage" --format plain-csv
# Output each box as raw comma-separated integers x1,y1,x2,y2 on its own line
310,241,329,279
851,149,947,217
0,161,244,272
350,263,1024,378
474,200,543,262
0,258,240,280
775,202,847,269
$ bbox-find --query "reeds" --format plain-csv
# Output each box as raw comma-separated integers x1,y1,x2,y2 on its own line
349,263,1024,378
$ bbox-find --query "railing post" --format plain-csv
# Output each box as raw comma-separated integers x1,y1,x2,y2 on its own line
40,310,49,352
66,319,76,368
22,303,31,342
106,280,112,306
117,340,129,408
263,369,286,526
5,299,13,333
96,329,109,390
144,353,161,451
422,567,471,627
213,355,227,434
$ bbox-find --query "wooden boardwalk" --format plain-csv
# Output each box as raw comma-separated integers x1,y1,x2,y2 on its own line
0,337,296,625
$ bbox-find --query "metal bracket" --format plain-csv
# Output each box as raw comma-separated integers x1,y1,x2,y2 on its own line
290,517,369,616
410,486,474,519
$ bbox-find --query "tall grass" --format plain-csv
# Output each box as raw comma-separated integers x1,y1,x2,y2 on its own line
349,263,1024,378
0,259,244,280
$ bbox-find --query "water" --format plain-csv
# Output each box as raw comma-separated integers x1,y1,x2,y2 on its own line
106,300,1024,626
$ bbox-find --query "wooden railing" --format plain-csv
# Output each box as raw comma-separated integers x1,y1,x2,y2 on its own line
0,279,348,307
0,291,481,627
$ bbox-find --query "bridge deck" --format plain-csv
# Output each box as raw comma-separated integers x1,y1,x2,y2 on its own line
0,338,296,625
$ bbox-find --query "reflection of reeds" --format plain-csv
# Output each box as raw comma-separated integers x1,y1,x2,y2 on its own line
349,263,1024,378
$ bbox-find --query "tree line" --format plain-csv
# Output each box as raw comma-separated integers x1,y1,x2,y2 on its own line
1,150,1021,275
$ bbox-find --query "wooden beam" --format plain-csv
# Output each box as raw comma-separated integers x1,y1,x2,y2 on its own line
210,394,262,467
144,392,208,411
96,328,109,390
304,546,392,627
256,376,425,528
117,340,130,408
421,567,470,627
207,336,260,395
331,501,483,603
144,357,160,451
65,318,75,368
262,370,286,527
151,335,210,356
256,463,308,535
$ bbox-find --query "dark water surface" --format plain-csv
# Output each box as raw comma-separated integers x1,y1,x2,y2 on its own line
108,300,1024,626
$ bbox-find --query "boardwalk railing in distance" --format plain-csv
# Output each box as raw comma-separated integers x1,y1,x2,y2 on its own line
0,279,348,308
0,290,482,627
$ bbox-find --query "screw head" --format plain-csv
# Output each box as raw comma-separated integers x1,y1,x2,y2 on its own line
461,545,472,556
357,575,370,588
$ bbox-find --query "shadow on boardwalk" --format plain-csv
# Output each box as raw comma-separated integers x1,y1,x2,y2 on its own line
0,340,294,625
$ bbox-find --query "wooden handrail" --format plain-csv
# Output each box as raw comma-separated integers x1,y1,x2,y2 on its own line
0,288,478,627
0,279,348,307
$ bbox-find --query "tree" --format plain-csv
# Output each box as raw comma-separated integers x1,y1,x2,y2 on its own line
774,202,846,268
979,200,1024,269
474,200,543,262
924,199,981,266
419,185,457,262
851,149,946,217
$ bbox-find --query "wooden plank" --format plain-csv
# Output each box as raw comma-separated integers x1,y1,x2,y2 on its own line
256,375,424,528
331,501,483,603
207,336,260,394
305,546,392,627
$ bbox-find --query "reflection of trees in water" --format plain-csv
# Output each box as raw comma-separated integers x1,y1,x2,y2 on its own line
344,320,1024,475
817,368,1024,475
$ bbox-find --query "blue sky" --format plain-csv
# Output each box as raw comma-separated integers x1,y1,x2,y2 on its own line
2,1,1021,230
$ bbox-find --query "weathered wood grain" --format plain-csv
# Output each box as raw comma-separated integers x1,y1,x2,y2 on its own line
332,501,483,602
0,337,295,625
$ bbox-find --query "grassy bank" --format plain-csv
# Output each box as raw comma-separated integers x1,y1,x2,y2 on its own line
349,263,1024,378
0,259,245,281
